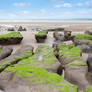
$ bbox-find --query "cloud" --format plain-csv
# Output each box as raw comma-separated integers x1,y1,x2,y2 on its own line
20,10,30,14
54,3,72,8
0,9,5,12
13,2,32,7
40,9,47,14
76,3,83,7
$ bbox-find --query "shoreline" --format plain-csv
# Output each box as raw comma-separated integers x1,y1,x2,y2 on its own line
0,21,92,24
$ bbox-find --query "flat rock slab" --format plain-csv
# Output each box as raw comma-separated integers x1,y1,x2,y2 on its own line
0,32,23,45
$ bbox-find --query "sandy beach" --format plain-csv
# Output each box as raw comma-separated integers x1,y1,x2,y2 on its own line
0,21,92,32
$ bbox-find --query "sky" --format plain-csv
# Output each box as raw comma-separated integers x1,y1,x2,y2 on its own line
0,0,92,19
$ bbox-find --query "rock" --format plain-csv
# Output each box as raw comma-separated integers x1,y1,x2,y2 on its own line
85,30,92,35
64,31,72,41
53,32,64,41
8,28,14,31
0,45,33,72
87,54,92,74
0,45,77,92
65,61,89,91
78,44,92,53
0,32,23,45
73,34,92,53
18,26,26,31
47,27,64,31
0,47,13,60
0,64,77,92
57,44,82,65
23,45,62,74
35,31,48,43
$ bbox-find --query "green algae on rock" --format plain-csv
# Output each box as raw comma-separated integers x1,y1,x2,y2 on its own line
35,31,48,43
86,86,92,92
0,32,23,38
35,31,47,37
74,34,92,40
58,44,82,60
68,62,87,67
0,32,23,45
0,45,33,72
5,62,78,92
17,45,61,73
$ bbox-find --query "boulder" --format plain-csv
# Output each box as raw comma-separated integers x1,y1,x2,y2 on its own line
73,34,92,53
0,45,33,72
53,32,64,41
35,31,48,43
8,28,14,31
18,26,26,31
0,32,23,45
78,44,92,53
0,47,13,60
64,61,89,91
57,44,82,65
64,31,72,41
85,30,92,35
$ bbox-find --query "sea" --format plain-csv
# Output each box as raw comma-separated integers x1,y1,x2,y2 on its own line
0,19,92,22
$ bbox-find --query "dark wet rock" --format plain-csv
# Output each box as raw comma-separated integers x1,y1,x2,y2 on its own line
0,47,13,60
65,61,88,91
47,27,64,31
0,45,33,72
64,30,72,41
53,32,64,41
78,44,92,53
18,26,26,31
0,32,23,45
35,31,48,43
8,28,15,31
85,30,92,35
87,54,92,74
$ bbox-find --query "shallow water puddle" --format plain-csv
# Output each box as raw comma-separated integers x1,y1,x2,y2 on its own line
61,69,65,78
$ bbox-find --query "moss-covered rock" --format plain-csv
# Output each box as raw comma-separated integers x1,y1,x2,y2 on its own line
0,45,33,72
35,31,48,43
86,86,92,92
74,34,92,40
73,34,92,53
18,45,62,74
0,59,77,92
0,32,23,45
58,44,82,65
